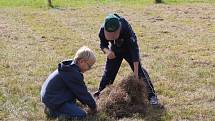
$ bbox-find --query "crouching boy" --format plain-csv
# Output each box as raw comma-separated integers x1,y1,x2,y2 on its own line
40,46,97,120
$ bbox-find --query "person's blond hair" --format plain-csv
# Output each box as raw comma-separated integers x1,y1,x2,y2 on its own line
74,46,96,64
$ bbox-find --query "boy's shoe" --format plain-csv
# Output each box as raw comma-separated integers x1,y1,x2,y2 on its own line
149,96,159,105
44,106,57,120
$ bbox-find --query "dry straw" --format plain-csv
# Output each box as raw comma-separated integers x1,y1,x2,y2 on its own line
97,75,148,119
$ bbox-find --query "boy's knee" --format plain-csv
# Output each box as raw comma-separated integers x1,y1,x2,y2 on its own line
78,111,87,118
71,110,87,119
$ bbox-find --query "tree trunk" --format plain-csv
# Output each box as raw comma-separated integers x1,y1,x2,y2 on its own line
155,0,162,3
48,0,53,7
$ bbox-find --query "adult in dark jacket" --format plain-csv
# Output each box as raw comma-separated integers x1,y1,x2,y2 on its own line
41,46,97,120
94,13,158,105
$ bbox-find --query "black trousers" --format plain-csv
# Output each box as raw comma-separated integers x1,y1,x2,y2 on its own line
99,52,156,99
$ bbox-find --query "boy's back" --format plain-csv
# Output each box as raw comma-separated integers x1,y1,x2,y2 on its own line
41,60,96,111
40,46,97,120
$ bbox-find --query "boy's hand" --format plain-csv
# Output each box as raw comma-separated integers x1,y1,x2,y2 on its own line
134,73,139,81
93,91,100,99
107,50,116,59
87,108,97,115
133,62,139,81
103,48,116,59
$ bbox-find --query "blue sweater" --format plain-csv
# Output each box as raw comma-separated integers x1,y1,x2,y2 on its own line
99,14,140,62
41,60,96,110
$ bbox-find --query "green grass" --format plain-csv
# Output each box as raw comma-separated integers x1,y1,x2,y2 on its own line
165,0,215,4
1,0,214,8
0,0,153,8
0,0,215,121
0,0,45,7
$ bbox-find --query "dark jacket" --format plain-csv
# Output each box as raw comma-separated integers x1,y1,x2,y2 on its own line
99,14,140,62
41,60,96,110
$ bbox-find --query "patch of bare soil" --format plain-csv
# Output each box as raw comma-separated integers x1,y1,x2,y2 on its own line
97,76,148,119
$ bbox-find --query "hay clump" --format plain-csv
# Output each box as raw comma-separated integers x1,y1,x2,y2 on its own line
97,75,148,119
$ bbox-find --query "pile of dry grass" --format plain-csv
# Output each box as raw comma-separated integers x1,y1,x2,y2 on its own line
97,76,148,119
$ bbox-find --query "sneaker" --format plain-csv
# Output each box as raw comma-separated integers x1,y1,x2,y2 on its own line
44,106,57,120
149,96,159,105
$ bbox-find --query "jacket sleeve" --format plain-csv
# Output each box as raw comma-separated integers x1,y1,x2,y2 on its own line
62,72,96,109
99,27,109,53
123,19,140,62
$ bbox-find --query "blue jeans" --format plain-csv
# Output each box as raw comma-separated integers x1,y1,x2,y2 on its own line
47,102,86,119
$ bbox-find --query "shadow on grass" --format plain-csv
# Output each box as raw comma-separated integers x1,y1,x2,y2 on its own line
143,104,167,121
44,101,166,121
83,104,167,121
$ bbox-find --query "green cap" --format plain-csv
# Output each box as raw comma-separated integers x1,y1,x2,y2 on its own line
104,14,120,32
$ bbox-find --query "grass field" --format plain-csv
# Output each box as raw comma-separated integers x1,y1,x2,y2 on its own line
0,0,215,121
